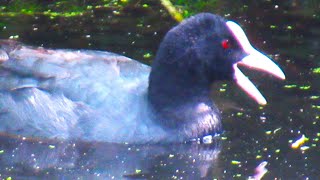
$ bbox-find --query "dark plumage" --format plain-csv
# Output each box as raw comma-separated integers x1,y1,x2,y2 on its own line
0,13,285,143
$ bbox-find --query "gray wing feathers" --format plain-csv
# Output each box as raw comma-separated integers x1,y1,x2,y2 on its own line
0,40,153,141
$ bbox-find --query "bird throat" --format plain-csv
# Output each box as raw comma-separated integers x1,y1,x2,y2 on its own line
148,75,221,138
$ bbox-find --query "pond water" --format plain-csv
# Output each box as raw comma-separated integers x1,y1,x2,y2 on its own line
0,1,319,179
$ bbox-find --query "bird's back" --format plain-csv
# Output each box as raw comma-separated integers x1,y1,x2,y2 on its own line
0,40,166,143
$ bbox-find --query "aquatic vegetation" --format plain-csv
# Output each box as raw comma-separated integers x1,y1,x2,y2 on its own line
171,0,218,17
0,0,220,20
0,0,127,18
5,0,42,14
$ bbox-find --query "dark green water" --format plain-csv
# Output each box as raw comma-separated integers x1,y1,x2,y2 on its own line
0,1,319,179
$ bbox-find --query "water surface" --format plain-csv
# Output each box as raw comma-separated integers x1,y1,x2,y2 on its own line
0,1,319,179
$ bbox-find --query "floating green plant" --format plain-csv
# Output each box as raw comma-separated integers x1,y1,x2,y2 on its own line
299,85,311,90
270,25,277,29
310,96,320,99
287,25,293,30
143,53,152,59
231,160,241,165
284,84,297,89
313,67,320,74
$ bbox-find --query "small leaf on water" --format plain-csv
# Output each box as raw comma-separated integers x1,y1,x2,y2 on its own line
270,25,277,29
299,85,311,90
284,84,297,89
135,169,142,174
143,53,152,58
312,67,320,74
231,160,241,165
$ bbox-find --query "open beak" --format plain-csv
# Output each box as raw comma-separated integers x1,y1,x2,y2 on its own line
226,21,285,105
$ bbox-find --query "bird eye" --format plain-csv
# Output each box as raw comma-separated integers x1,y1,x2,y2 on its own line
221,39,230,49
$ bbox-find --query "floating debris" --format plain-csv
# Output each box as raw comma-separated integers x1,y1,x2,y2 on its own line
291,134,308,149
270,25,277,29
249,161,268,180
313,67,320,74
265,130,272,135
142,4,149,8
135,169,142,174
299,85,311,90
9,35,19,39
221,136,227,140
300,146,310,151
273,127,282,134
236,112,243,116
143,53,152,58
284,84,297,89
311,105,320,109
310,96,320,100
231,160,241,165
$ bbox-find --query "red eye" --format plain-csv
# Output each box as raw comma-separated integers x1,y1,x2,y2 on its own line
221,39,230,49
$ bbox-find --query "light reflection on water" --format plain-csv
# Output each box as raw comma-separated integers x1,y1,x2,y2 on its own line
0,136,221,179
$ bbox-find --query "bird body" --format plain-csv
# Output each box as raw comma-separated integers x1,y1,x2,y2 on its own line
0,13,285,143
0,45,169,143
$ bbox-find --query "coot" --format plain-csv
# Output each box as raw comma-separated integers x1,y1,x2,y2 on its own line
0,13,285,143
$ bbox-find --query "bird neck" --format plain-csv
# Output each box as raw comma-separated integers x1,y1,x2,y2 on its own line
148,64,221,138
